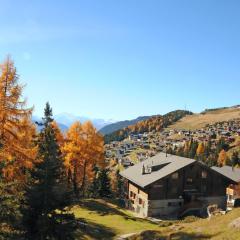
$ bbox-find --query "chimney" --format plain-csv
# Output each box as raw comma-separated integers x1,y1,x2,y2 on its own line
142,164,145,175
165,143,168,157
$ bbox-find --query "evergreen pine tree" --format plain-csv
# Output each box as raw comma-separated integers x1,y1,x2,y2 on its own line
189,140,198,159
22,103,76,240
88,165,100,198
231,151,239,167
205,139,212,158
116,169,124,199
0,165,23,240
216,138,229,153
98,169,112,198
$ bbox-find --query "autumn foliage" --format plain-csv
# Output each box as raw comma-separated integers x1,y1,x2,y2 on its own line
62,121,104,197
218,149,227,167
0,57,37,179
104,110,192,143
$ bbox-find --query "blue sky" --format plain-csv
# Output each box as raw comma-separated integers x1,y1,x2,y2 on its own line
0,0,239,120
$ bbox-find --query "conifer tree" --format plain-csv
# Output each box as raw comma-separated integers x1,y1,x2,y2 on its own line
115,169,124,198
0,167,23,240
23,103,75,240
189,140,198,159
205,140,212,158
88,165,100,198
231,151,239,167
216,138,229,153
63,121,104,198
98,168,112,198
0,57,37,180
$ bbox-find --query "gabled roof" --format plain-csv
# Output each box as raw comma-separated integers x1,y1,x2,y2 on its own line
120,152,195,188
211,166,240,183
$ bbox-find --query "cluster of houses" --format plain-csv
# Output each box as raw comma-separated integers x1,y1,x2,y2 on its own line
105,118,240,168
105,133,164,167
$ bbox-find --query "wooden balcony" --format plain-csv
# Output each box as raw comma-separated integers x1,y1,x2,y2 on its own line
226,187,240,198
226,188,234,196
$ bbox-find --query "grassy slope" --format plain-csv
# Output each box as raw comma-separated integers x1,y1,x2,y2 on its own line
168,108,240,130
130,208,240,240
71,199,160,239
71,199,240,240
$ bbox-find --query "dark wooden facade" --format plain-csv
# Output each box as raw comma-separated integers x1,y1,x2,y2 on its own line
145,162,233,201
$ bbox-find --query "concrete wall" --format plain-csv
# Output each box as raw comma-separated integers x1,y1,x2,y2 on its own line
198,196,227,209
148,199,184,217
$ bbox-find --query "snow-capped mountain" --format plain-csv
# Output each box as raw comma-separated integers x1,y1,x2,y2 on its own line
32,113,116,131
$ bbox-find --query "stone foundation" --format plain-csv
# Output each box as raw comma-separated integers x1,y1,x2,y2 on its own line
148,199,184,217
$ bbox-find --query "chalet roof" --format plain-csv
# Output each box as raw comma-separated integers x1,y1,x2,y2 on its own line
211,166,240,183
120,152,195,188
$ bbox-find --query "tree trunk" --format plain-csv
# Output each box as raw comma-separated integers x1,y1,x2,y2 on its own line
80,160,87,197
73,163,79,198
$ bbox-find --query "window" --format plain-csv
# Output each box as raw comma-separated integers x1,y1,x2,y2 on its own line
130,191,136,199
130,191,133,198
187,178,193,184
202,171,207,179
172,172,179,179
139,198,142,205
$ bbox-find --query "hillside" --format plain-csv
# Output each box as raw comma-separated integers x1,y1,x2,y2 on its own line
99,116,150,135
71,198,240,240
104,110,192,143
128,208,240,240
71,199,160,239
169,107,240,130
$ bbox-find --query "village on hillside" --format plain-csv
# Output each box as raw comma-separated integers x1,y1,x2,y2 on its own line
105,118,240,168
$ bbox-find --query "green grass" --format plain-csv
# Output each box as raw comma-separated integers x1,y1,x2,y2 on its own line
70,199,240,240
71,199,160,239
129,208,240,240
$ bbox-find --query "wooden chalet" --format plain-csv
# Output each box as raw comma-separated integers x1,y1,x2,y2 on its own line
212,166,240,208
120,153,236,218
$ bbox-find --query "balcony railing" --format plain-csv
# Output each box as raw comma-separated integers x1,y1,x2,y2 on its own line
226,187,240,198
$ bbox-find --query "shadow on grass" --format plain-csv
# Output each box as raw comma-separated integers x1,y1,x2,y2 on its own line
78,199,158,224
127,230,220,240
169,231,218,240
79,199,128,216
75,218,116,240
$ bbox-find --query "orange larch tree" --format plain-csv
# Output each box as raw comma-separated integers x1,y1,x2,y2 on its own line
218,149,227,167
62,121,104,197
196,142,205,161
0,57,37,180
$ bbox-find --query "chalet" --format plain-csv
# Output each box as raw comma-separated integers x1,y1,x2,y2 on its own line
212,166,240,208
120,153,235,218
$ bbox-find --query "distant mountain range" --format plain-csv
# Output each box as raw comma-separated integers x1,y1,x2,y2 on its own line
103,110,193,143
32,113,116,132
99,116,151,135
32,105,240,134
